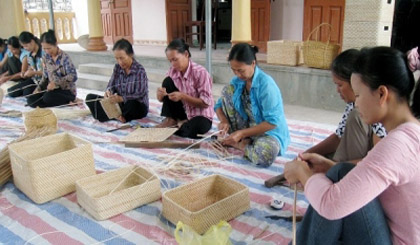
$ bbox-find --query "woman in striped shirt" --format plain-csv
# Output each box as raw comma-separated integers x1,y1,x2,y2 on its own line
86,38,149,123
26,30,77,108
156,39,214,138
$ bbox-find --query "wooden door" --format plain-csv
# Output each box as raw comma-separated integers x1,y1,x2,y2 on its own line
303,0,345,47
251,0,271,53
100,0,133,45
166,0,192,43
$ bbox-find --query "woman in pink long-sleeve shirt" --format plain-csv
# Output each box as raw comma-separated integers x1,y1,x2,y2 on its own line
284,47,420,245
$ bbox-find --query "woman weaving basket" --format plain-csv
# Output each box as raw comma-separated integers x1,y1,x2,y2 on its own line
284,47,420,244
85,39,148,123
7,31,43,97
214,43,290,167
155,39,214,138
26,30,77,108
0,36,29,85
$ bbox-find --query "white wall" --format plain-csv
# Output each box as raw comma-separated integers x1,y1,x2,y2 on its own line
270,0,304,41
71,0,89,38
132,0,167,45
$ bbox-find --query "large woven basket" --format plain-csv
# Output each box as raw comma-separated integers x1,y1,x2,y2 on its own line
23,108,58,133
8,133,95,204
162,174,250,234
303,23,340,69
267,40,303,66
76,165,161,220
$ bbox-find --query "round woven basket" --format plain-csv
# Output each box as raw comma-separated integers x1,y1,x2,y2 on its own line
23,108,58,133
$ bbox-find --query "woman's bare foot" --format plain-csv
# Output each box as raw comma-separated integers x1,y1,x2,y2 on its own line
117,115,126,123
155,117,177,128
177,119,187,128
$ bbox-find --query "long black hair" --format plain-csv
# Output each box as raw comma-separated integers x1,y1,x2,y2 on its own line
19,31,40,45
228,43,258,65
7,36,20,49
330,49,360,82
40,29,57,46
353,46,420,117
166,38,191,58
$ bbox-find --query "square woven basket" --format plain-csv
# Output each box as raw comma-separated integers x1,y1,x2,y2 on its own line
162,174,250,234
76,165,161,220
8,133,95,204
267,40,303,66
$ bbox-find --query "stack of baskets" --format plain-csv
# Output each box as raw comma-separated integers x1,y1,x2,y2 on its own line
342,0,395,50
8,133,95,204
162,174,250,234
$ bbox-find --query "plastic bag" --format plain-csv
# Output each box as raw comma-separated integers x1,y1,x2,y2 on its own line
174,221,232,245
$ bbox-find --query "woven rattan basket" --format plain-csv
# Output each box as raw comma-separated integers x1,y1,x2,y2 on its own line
162,174,250,234
303,23,340,69
267,40,303,66
76,165,161,220
100,98,122,119
8,133,95,204
23,108,58,133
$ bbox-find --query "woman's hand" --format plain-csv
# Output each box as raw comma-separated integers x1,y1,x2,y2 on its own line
168,91,184,102
218,121,230,136
109,93,123,104
156,87,167,101
47,82,56,91
104,90,112,98
23,68,35,78
222,130,244,146
299,153,335,174
284,160,312,185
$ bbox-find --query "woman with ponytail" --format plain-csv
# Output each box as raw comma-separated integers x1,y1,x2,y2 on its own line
155,38,214,138
284,46,420,244
214,43,290,167
26,30,77,107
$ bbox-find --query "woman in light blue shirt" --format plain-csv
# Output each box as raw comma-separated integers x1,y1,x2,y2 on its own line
215,43,290,167
0,36,29,85
7,31,42,97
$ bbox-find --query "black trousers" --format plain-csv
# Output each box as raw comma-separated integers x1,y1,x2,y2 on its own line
6,56,22,75
26,89,76,108
7,78,36,97
161,76,212,138
85,94,148,122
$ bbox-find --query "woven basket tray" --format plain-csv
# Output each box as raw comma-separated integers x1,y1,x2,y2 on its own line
162,174,250,234
100,98,122,119
267,40,303,66
120,128,178,143
76,166,161,220
8,133,95,204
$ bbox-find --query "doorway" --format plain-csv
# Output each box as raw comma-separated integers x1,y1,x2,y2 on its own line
100,0,133,44
303,0,345,47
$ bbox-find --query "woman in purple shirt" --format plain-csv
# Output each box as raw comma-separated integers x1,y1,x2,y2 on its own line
86,39,149,123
